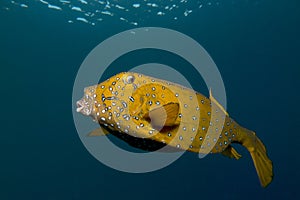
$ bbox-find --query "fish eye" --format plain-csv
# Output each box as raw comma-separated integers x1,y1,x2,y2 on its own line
125,75,135,84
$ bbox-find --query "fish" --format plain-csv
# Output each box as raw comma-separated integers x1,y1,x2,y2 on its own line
76,72,273,187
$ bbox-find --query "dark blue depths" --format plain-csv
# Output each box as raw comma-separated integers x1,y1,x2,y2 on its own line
0,0,299,199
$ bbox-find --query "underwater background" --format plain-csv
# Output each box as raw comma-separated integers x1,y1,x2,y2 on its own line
0,0,299,199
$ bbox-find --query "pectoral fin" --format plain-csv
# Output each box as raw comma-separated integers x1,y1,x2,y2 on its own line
144,103,180,129
87,127,110,137
221,145,242,160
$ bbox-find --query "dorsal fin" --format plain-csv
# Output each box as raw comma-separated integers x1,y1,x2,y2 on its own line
143,103,180,129
209,88,228,116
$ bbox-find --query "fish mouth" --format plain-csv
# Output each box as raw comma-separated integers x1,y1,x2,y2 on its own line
76,99,92,116
76,100,84,113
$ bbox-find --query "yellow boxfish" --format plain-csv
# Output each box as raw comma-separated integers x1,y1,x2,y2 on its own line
76,72,273,187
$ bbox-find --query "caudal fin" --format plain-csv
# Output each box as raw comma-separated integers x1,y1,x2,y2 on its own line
239,128,273,187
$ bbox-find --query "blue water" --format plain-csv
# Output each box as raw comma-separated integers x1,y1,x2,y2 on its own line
1,0,299,199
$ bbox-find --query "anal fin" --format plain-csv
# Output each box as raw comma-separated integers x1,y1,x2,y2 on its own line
221,145,242,160
87,127,110,137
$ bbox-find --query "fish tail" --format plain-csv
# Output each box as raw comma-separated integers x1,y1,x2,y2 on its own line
238,127,273,187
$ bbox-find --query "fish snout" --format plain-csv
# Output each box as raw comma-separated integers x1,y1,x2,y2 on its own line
76,100,84,113
76,99,92,116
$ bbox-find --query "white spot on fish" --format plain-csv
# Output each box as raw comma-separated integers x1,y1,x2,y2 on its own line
122,101,127,108
129,96,135,102
122,114,130,121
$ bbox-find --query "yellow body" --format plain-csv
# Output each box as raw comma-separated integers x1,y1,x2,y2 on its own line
79,72,273,187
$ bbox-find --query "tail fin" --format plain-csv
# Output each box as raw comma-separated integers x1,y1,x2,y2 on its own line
239,127,273,187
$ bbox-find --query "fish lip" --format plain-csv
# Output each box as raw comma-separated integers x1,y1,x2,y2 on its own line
76,99,91,115
76,100,84,113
